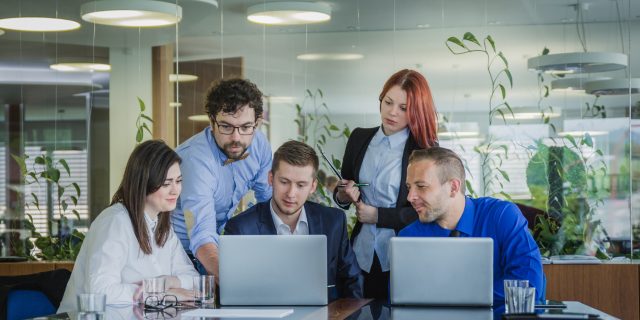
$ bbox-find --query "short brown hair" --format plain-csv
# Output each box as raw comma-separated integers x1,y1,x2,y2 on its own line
272,140,319,176
409,147,466,194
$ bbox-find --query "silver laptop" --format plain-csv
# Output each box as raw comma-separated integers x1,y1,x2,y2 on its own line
219,235,328,306
390,237,493,306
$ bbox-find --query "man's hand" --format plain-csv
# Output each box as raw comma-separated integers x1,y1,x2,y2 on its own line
356,202,378,224
196,243,220,283
336,180,360,204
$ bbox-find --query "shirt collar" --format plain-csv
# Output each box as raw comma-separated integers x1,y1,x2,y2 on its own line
370,126,409,148
269,199,308,233
144,212,158,232
455,197,475,236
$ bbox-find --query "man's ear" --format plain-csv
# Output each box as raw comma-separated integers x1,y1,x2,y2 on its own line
255,117,263,128
268,170,274,187
450,178,462,197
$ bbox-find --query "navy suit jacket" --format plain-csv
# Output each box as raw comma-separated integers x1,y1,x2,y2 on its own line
224,200,364,301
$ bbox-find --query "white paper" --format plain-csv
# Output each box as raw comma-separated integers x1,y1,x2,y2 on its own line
181,308,294,318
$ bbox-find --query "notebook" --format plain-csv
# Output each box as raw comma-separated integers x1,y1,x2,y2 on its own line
390,237,493,306
219,235,328,306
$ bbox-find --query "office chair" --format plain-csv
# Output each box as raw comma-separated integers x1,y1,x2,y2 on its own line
0,268,71,320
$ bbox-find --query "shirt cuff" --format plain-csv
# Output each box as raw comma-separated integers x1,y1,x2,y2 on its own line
190,234,220,255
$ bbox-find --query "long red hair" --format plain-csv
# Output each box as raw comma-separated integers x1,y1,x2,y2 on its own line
379,69,438,148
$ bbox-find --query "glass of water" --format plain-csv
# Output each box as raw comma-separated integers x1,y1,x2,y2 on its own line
193,275,215,307
76,293,106,320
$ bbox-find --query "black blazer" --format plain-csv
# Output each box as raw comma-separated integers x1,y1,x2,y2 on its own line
336,126,427,241
224,201,364,301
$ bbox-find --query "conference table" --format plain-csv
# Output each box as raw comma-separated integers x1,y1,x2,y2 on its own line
35,299,618,319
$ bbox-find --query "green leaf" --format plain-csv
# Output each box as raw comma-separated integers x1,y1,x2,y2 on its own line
504,69,513,87
332,158,342,171
58,186,65,199
498,169,511,182
565,134,578,148
542,47,550,55
72,182,81,197
463,32,480,46
58,159,71,176
305,89,313,97
329,124,339,131
445,36,467,49
499,84,506,99
141,114,153,122
136,128,143,143
317,89,323,98
71,195,78,206
582,133,593,147
62,200,68,212
10,154,27,175
35,156,46,165
595,149,603,156
486,35,496,52
72,209,81,221
48,168,61,183
142,122,152,135
31,193,40,210
497,51,509,67
544,85,550,98
137,97,146,112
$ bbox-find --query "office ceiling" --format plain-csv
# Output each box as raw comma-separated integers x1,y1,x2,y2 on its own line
0,0,638,115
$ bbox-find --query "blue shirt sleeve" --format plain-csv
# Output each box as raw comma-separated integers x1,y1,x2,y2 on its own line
251,132,273,203
178,144,221,254
496,203,546,302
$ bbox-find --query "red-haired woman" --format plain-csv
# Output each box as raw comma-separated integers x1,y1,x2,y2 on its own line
335,69,438,299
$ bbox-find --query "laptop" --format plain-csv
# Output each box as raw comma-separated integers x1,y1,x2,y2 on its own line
390,237,493,306
219,235,328,306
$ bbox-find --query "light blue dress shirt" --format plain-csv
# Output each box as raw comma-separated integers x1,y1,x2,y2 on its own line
171,127,273,254
353,127,408,273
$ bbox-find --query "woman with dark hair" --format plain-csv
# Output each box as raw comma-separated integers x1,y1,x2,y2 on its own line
58,140,199,311
335,69,438,299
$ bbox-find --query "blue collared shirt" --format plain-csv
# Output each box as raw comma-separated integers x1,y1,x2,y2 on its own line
171,127,273,254
399,197,546,302
354,127,408,272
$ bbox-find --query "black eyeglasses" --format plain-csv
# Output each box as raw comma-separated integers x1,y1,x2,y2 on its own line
212,118,256,135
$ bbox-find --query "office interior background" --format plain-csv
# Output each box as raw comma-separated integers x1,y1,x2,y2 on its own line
0,0,638,263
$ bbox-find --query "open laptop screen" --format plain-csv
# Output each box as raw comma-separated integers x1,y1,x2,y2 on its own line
219,235,328,306
390,237,493,307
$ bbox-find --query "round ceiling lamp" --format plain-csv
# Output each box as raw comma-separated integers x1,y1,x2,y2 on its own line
527,52,627,74
0,17,80,32
247,2,331,25
81,0,182,27
188,115,210,122
584,78,640,95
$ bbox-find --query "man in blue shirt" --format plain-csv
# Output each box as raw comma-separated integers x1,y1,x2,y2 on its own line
400,147,545,302
171,78,272,277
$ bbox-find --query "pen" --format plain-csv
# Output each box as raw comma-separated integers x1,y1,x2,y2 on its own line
337,183,370,188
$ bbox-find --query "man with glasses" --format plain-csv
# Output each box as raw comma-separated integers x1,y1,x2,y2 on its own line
172,78,272,279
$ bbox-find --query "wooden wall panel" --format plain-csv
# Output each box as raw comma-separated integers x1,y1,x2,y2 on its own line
544,264,640,320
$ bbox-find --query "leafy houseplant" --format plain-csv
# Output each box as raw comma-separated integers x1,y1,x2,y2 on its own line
10,153,85,260
136,97,153,144
445,32,513,200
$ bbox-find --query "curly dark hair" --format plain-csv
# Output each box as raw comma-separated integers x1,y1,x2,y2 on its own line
205,78,263,120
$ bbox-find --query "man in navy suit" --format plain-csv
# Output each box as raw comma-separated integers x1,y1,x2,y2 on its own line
224,140,363,300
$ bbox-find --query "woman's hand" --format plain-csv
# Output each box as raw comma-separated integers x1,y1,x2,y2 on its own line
356,202,378,224
336,180,360,204
166,288,195,301
133,281,143,303
163,276,182,289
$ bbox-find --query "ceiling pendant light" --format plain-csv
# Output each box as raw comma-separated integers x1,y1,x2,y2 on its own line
169,74,198,82
50,57,111,72
0,17,80,32
81,0,182,27
527,52,627,74
247,2,331,25
550,77,609,92
584,78,640,95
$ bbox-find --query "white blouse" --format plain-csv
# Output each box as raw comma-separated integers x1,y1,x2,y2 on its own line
58,203,199,312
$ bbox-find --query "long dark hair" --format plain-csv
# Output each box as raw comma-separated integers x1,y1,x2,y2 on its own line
111,140,181,255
